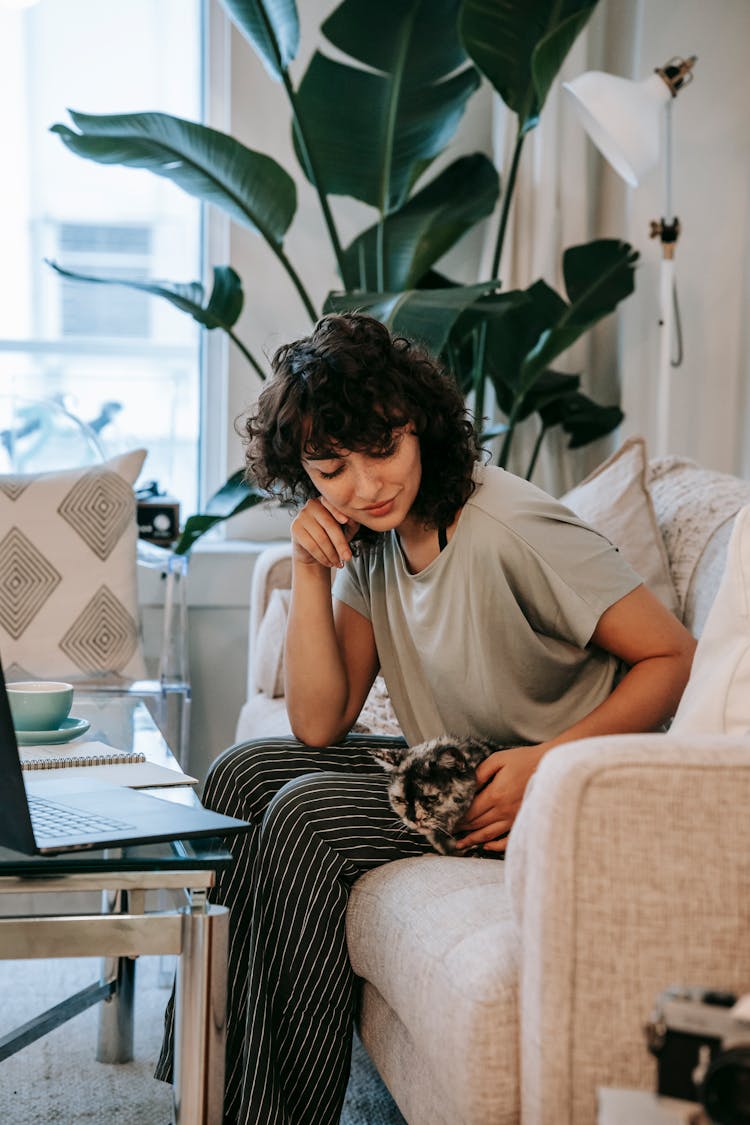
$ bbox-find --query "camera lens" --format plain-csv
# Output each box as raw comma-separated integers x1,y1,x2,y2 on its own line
702,1046,750,1125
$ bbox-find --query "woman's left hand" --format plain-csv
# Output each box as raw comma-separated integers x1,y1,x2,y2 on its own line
455,744,549,854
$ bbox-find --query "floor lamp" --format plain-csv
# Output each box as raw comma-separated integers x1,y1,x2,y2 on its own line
563,56,697,457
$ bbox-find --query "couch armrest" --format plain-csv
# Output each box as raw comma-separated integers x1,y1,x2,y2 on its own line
246,542,292,700
506,733,750,1125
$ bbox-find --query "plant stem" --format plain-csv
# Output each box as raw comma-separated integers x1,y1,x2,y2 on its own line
497,399,522,468
491,128,526,279
275,244,318,321
471,321,488,433
226,329,266,380
525,423,547,481
283,71,349,288
376,219,385,292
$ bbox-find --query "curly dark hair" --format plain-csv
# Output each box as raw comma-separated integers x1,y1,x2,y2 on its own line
242,313,479,543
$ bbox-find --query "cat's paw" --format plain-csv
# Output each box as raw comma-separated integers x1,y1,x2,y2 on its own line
428,830,456,855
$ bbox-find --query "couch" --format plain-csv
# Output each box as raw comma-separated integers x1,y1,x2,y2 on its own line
234,438,750,1125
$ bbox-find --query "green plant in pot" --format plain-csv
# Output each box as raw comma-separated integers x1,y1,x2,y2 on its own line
48,0,637,506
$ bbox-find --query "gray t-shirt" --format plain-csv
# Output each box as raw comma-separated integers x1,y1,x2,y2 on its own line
332,463,642,746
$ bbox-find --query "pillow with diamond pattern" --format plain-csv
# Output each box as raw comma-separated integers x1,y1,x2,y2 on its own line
0,449,147,684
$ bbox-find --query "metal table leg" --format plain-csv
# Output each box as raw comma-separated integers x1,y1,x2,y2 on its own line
172,890,229,1125
96,886,138,1063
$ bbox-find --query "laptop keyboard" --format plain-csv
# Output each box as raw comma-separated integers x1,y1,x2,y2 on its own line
28,795,135,838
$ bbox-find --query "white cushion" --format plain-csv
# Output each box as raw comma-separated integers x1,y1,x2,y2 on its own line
671,506,750,735
561,436,678,613
0,450,147,683
253,587,290,698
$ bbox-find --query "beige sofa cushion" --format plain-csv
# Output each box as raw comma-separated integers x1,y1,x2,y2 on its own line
347,854,519,1124
560,436,677,613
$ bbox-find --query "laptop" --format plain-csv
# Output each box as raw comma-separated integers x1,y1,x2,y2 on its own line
0,663,251,855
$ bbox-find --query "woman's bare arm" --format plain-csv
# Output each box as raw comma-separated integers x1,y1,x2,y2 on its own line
457,583,697,851
284,498,379,747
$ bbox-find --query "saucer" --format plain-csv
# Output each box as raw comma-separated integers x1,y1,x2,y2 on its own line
15,717,91,746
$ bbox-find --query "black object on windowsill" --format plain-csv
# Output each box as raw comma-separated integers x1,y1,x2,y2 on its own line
136,481,181,546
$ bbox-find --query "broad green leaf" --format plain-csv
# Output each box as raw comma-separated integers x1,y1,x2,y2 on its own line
513,368,581,421
342,155,498,290
562,239,639,324
220,0,299,81
295,0,479,212
520,239,638,387
52,111,296,248
322,0,467,87
531,8,596,111
46,261,244,331
174,470,267,555
460,0,598,133
540,391,623,448
448,288,530,394
325,281,499,358
461,281,563,407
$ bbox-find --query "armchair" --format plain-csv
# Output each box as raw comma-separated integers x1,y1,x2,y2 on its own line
237,438,750,1123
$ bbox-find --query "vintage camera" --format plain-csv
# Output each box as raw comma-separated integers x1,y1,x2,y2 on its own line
645,985,750,1124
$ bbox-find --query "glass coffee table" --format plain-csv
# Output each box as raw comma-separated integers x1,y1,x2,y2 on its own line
0,692,234,1125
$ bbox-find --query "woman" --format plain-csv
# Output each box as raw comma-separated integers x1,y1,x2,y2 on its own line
157,313,695,1124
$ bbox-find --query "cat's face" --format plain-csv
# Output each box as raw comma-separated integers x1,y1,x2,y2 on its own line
387,762,476,835
371,739,480,837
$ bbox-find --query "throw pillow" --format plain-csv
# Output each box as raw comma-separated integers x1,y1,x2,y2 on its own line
253,587,290,698
560,436,678,613
670,505,750,735
647,454,750,625
0,449,147,683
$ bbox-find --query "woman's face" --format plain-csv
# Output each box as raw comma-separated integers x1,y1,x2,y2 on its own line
302,426,422,531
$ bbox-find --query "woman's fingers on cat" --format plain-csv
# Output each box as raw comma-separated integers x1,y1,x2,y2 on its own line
480,836,510,854
454,820,512,850
474,750,510,787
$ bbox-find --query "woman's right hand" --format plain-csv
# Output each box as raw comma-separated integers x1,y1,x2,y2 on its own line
290,497,360,569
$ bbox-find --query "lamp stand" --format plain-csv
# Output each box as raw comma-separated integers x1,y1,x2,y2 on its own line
651,217,680,457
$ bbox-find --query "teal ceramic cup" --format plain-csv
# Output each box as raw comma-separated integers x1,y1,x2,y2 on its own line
7,681,74,732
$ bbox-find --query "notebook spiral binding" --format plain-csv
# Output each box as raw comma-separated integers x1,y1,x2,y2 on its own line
21,751,147,771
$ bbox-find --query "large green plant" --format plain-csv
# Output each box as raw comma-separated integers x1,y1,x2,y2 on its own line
49,0,637,494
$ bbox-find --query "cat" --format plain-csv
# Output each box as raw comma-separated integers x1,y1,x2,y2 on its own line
369,734,499,855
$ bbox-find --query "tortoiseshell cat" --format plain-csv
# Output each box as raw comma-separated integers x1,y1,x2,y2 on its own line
369,735,500,855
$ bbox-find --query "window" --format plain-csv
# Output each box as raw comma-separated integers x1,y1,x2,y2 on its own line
58,223,153,338
0,0,203,516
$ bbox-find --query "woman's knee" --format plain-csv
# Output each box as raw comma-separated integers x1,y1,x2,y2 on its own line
260,771,335,840
203,738,303,819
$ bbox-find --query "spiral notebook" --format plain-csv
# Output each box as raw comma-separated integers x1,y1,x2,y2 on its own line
19,740,198,788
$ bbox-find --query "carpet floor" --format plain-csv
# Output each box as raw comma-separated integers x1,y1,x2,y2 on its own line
0,957,406,1124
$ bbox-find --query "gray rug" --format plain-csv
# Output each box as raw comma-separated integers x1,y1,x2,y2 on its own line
0,957,406,1124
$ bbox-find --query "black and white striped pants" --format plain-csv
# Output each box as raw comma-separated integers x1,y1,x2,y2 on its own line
155,734,431,1125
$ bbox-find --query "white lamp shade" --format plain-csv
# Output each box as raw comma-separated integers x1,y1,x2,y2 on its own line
563,71,671,186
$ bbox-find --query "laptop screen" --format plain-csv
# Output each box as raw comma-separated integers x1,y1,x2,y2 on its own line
0,661,38,853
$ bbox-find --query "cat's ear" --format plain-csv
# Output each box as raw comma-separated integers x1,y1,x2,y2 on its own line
369,746,407,772
435,746,475,774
